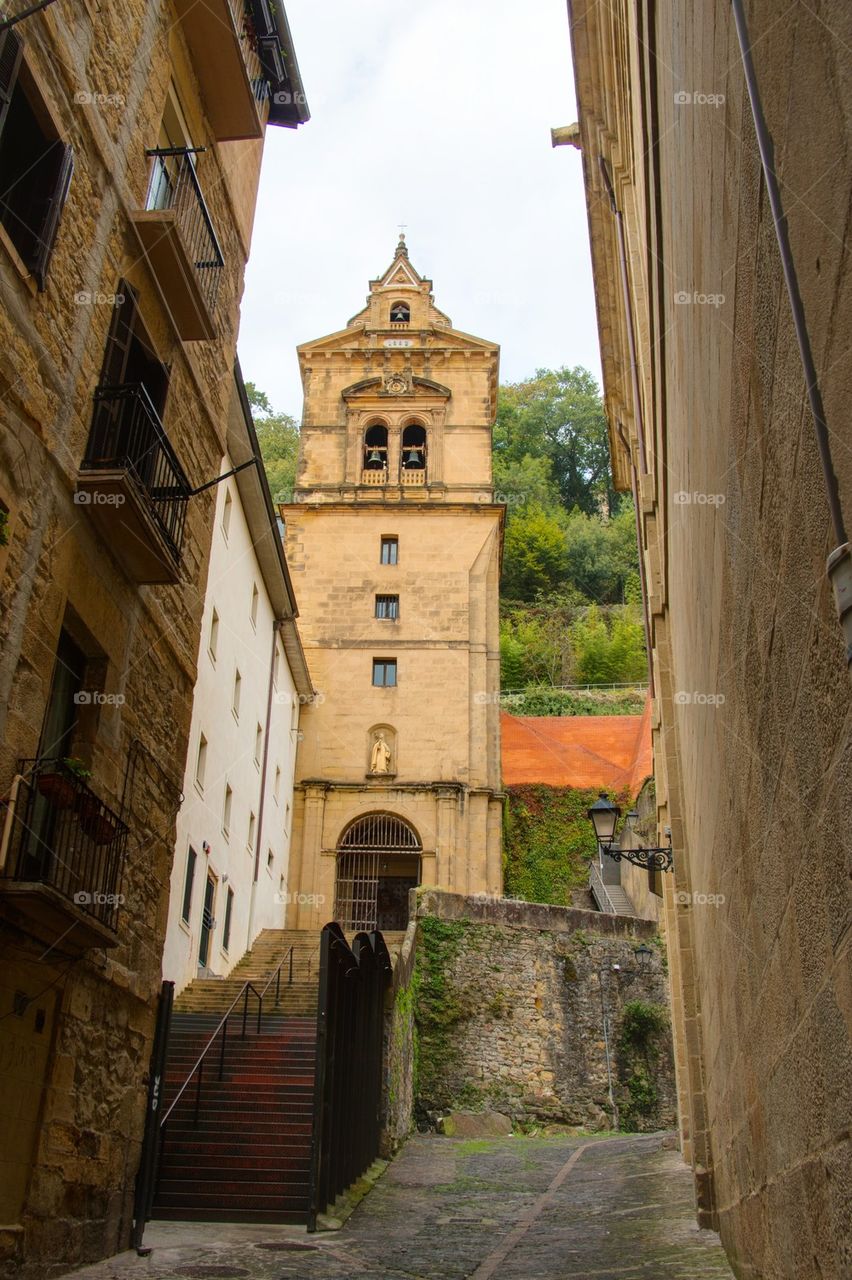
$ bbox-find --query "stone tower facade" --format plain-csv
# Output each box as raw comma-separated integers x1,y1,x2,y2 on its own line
283,239,504,931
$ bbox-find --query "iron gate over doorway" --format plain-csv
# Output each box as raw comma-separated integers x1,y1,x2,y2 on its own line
334,812,421,931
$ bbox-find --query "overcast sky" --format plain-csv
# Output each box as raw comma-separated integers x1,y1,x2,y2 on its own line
237,0,600,420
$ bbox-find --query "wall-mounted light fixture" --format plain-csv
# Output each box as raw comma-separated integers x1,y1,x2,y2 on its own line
587,795,674,872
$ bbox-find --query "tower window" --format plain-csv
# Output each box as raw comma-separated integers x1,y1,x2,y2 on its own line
375,594,399,620
401,423,426,472
390,302,410,324
372,659,397,687
363,423,388,474
222,783,233,837
380,536,398,565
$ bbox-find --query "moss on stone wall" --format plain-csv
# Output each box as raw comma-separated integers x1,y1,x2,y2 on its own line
616,1000,671,1132
504,785,628,905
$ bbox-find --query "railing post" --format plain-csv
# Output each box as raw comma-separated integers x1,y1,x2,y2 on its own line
242,986,249,1038
256,992,262,1035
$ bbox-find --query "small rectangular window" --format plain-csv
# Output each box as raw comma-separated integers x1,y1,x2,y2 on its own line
267,848,274,870
222,783,232,837
273,765,281,803
222,887,234,952
375,594,399,619
195,735,207,792
372,658,397,687
250,583,259,629
232,669,241,721
181,846,196,924
255,722,263,767
380,536,398,565
208,609,219,664
247,810,256,851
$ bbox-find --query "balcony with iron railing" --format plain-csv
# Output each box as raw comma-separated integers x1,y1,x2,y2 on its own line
77,383,191,584
131,148,225,343
0,759,129,951
172,0,271,141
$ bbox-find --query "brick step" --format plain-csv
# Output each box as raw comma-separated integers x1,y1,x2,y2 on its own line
163,1111,313,1131
153,1189,308,1212
161,1121,310,1141
152,1205,307,1224
160,1140,310,1159
158,1166,310,1187
161,1154,311,1175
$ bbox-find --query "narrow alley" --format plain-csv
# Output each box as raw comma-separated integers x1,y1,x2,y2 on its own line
65,1132,733,1280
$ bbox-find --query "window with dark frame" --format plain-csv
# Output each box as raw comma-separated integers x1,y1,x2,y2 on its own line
181,847,196,924
0,30,73,290
375,594,399,620
222,886,234,951
380,536,398,565
372,658,397,687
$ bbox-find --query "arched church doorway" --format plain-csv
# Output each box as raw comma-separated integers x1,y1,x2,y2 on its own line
334,813,421,931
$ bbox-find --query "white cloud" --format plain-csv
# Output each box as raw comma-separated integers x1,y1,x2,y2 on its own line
237,0,600,417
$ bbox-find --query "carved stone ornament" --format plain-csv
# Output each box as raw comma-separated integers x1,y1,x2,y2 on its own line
383,372,412,395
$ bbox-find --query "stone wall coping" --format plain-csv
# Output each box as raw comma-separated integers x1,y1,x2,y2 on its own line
414,888,658,939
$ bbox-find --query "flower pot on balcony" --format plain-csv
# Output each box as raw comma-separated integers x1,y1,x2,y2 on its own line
79,810,118,847
37,773,76,810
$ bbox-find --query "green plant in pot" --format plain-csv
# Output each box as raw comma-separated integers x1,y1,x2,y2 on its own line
37,758,90,810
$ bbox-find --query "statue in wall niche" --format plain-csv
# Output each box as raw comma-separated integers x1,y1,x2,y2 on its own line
370,733,393,774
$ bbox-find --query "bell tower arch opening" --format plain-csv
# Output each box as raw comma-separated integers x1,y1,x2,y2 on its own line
334,812,421,932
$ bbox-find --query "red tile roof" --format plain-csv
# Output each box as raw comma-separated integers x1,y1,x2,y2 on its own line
501,696,653,795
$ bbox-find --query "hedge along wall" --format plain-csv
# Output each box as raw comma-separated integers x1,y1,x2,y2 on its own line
503,785,632,905
412,891,676,1134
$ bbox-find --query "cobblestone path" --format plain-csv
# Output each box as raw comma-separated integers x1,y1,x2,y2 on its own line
65,1131,734,1279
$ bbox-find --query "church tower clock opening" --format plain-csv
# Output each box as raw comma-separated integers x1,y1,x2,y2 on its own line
282,236,504,932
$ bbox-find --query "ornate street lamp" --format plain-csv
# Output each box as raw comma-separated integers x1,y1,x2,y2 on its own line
587,793,674,872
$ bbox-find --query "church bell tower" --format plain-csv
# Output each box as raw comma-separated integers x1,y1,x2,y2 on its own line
282,237,503,931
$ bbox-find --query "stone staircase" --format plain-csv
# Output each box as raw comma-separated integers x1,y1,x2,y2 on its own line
173,928,322,1019
153,929,321,1223
593,883,636,915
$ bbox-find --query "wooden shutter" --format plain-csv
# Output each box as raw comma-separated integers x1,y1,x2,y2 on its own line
32,142,73,291
99,282,139,388
0,30,22,138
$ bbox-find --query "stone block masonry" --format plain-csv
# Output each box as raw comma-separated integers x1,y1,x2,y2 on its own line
409,891,676,1133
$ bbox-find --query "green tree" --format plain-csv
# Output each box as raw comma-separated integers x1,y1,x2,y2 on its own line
494,366,613,515
245,380,300,503
500,505,569,601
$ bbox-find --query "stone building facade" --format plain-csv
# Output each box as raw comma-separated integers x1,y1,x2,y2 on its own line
566,2,852,1276
162,368,313,995
0,3,308,1275
282,240,504,933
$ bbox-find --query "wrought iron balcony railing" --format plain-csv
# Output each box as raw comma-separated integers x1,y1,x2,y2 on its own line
82,384,191,562
145,148,225,319
1,759,129,932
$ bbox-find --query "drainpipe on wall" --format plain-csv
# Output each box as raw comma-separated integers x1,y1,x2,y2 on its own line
731,0,852,675
617,422,655,699
246,619,283,952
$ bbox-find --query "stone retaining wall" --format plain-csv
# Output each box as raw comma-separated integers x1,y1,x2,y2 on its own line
412,890,676,1133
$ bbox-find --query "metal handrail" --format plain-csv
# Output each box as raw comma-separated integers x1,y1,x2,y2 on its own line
589,860,618,916
160,945,294,1129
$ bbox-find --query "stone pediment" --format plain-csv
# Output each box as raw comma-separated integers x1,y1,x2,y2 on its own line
342,375,452,402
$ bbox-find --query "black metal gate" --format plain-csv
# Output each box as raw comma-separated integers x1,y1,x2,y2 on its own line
334,813,421,931
307,923,392,1230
